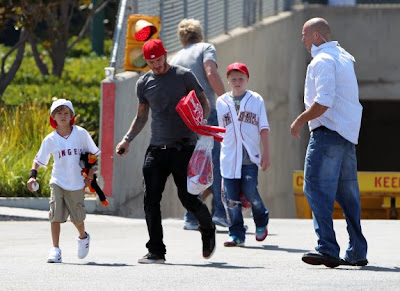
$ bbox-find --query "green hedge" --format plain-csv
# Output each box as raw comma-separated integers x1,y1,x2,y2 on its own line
0,38,112,197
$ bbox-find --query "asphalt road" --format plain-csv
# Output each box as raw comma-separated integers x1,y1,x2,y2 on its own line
0,207,399,290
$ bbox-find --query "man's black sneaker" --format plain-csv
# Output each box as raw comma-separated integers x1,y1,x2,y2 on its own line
138,252,166,264
200,228,216,259
340,259,368,266
302,251,341,268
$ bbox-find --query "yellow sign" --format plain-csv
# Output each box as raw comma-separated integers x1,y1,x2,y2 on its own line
293,170,400,194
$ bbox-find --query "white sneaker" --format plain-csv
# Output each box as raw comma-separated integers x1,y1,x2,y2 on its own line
212,216,230,227
183,221,199,231
47,247,62,263
77,232,90,259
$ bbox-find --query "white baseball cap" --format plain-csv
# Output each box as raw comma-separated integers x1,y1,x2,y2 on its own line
50,99,75,116
49,99,75,129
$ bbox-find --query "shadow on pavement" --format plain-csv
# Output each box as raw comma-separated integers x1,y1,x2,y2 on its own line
0,215,47,221
166,261,265,269
339,266,400,273
244,244,309,253
216,229,276,236
62,262,134,267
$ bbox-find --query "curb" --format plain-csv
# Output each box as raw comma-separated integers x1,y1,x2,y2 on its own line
0,197,98,214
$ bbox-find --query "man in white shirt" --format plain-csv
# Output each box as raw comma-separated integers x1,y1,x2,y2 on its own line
290,17,368,268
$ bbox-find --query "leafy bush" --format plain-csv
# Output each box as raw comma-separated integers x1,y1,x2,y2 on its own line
0,38,112,197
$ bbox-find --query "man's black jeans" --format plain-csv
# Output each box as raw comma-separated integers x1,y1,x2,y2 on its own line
142,144,215,255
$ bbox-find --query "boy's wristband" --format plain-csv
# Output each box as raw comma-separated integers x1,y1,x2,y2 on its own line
30,169,38,179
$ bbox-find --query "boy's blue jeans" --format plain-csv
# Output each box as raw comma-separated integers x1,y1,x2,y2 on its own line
304,127,368,262
224,164,269,241
184,109,226,223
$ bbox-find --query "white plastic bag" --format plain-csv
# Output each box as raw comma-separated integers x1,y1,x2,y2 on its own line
187,135,214,194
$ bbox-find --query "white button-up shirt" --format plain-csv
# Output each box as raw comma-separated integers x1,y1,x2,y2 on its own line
305,41,363,144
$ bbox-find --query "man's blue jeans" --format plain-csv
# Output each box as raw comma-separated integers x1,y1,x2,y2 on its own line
304,127,368,262
224,164,269,241
184,109,226,223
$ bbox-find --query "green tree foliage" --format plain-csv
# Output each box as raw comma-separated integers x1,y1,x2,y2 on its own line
29,0,113,77
0,1,47,102
0,37,112,197
0,0,114,102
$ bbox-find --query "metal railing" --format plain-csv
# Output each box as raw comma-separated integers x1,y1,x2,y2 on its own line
305,0,400,3
110,0,296,72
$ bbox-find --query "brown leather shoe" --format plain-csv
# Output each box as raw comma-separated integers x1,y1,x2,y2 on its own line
302,251,341,268
340,259,368,266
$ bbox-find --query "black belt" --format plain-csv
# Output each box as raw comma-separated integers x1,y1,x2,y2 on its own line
312,126,328,132
150,144,179,150
149,139,196,150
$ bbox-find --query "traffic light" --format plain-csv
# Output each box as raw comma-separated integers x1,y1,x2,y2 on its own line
124,14,161,72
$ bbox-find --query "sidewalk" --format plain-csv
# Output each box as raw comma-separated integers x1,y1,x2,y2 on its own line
0,206,399,290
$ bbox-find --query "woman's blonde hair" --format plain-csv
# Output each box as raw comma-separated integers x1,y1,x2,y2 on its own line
177,18,203,45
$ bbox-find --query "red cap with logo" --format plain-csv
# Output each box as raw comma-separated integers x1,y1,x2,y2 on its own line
142,39,167,60
226,62,250,78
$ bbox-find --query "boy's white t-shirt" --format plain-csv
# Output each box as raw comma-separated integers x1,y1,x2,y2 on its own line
34,125,100,191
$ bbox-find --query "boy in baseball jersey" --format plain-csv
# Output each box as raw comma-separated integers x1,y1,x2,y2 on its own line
27,99,100,263
216,62,270,247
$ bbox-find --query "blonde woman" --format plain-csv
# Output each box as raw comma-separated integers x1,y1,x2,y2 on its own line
171,19,228,230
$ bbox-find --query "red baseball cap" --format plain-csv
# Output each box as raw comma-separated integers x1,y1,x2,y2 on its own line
226,62,249,78
142,39,167,60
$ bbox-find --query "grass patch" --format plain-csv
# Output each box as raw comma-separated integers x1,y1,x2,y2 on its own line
0,38,111,197
0,103,52,196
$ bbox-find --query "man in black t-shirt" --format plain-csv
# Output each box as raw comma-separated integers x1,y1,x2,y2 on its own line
116,39,216,264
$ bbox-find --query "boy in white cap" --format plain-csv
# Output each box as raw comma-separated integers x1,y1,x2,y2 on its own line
216,62,270,247
27,99,100,263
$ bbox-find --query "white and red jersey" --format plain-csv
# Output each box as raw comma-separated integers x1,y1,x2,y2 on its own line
216,90,270,179
34,125,100,191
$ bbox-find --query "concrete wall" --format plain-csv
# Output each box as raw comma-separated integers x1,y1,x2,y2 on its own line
99,73,188,217
98,5,400,218
304,6,400,101
214,11,308,218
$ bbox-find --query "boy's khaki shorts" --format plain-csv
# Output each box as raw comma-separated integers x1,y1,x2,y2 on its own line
49,184,86,224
